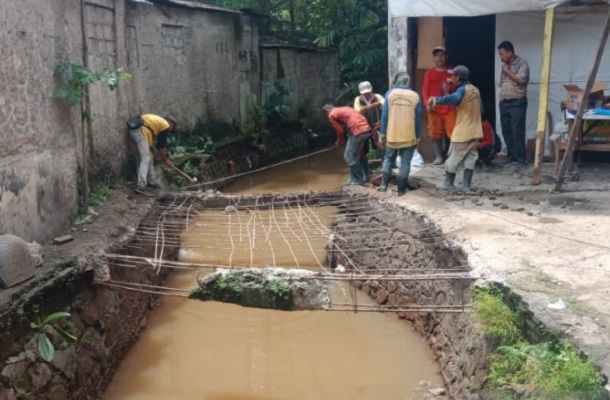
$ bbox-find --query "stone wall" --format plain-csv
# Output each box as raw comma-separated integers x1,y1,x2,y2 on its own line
85,0,131,179
0,0,339,244
333,198,489,400
0,0,83,243
125,3,260,130
261,46,340,130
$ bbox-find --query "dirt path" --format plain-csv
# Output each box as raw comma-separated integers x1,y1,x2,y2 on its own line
352,162,610,385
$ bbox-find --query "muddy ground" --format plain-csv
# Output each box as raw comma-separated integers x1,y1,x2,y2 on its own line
0,186,155,312
353,160,610,389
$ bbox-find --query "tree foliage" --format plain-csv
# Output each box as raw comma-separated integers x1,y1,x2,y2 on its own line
205,0,388,103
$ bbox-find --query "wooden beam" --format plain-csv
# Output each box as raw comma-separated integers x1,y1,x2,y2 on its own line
532,8,555,185
553,9,610,192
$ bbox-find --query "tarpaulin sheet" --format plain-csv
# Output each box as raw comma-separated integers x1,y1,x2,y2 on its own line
495,8,610,147
389,0,569,17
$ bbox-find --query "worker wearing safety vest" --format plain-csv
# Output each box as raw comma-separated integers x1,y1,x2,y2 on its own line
428,65,483,191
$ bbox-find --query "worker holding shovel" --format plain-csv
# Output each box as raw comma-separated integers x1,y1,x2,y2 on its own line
127,114,194,196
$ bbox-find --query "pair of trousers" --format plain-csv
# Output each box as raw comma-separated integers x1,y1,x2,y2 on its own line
129,129,155,187
500,97,528,164
428,110,457,141
382,146,416,180
446,141,479,174
344,131,372,166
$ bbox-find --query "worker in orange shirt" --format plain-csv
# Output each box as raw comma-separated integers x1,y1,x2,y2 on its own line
323,104,373,185
422,46,456,165
478,114,501,172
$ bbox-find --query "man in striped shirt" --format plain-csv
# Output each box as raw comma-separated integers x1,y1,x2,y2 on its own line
498,41,530,172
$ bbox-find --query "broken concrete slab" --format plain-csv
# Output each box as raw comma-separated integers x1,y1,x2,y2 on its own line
53,235,74,245
190,268,331,311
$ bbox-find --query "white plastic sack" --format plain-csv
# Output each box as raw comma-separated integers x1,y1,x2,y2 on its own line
411,149,425,167
395,148,425,168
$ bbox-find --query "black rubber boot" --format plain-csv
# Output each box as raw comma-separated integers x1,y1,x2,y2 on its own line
360,157,371,183
463,169,474,191
397,177,409,197
377,172,391,192
444,171,457,191
432,140,444,165
345,164,365,185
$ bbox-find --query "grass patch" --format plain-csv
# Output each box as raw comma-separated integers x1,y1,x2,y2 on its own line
473,287,523,345
474,287,605,398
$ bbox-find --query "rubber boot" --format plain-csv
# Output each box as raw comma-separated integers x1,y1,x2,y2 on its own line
345,164,365,185
444,171,456,191
432,140,444,165
397,177,409,197
377,172,391,192
463,169,474,191
360,157,371,183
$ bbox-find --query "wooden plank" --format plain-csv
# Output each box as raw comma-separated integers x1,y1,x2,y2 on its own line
416,17,443,70
532,8,555,185
554,9,610,192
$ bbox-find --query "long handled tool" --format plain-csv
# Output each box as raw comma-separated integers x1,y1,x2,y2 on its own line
169,164,197,184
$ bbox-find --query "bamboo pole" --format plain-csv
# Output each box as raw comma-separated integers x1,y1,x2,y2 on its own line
532,8,556,185
554,9,610,192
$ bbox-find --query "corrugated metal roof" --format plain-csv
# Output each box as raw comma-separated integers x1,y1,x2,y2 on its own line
148,0,241,14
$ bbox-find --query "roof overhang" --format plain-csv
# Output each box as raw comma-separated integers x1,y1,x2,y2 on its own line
389,0,572,17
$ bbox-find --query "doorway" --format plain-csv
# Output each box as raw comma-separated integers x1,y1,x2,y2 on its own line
444,15,497,128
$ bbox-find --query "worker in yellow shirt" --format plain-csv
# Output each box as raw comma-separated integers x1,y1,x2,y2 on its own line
128,114,177,196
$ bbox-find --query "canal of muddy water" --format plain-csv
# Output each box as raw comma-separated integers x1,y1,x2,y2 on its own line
104,149,443,400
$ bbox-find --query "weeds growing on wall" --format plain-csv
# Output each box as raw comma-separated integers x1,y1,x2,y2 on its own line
248,81,293,139
163,118,235,185
54,62,131,212
75,176,112,218
473,287,605,398
30,312,77,363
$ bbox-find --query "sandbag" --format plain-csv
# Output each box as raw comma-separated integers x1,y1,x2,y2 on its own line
0,235,36,289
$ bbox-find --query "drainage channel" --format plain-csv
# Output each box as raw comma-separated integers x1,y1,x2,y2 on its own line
1,151,606,399
103,150,450,400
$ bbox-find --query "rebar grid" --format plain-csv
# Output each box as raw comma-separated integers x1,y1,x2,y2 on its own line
106,192,473,313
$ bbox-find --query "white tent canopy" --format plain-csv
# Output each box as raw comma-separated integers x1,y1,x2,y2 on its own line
389,0,569,17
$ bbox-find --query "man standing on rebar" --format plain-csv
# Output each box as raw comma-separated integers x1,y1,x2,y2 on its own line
428,66,483,191
323,105,372,185
498,41,530,172
354,81,385,181
129,114,177,196
377,72,421,197
423,46,456,165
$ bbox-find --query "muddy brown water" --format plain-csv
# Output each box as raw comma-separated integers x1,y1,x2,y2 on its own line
104,149,443,400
